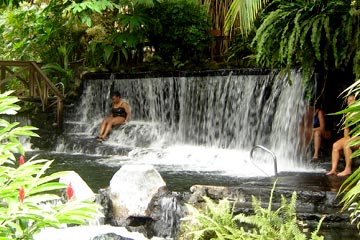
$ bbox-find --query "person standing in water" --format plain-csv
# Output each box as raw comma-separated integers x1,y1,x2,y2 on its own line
96,91,130,141
301,102,325,160
326,95,357,176
312,104,325,160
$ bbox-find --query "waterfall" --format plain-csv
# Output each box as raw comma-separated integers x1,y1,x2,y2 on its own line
56,69,317,176
3,113,36,152
150,193,185,238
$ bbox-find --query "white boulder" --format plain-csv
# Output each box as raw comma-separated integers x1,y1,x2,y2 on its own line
109,164,166,222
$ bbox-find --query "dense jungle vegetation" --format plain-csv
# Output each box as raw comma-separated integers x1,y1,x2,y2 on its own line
2,0,360,238
0,0,216,97
0,0,359,96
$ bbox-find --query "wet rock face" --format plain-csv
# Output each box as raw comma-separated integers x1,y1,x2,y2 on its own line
148,192,185,238
185,184,350,224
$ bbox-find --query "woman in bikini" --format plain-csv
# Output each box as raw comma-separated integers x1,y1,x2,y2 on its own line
326,95,357,176
96,91,131,141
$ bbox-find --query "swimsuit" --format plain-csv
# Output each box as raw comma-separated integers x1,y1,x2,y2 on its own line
112,104,127,118
313,111,320,128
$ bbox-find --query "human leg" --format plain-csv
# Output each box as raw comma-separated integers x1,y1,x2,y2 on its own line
337,137,357,176
299,125,312,157
100,117,125,140
337,145,352,176
313,129,322,159
98,116,111,139
326,137,347,175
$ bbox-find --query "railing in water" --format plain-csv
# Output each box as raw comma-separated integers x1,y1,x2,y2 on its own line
250,145,278,177
0,61,64,126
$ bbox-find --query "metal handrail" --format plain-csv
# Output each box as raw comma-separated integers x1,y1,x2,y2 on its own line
48,82,64,97
250,145,278,176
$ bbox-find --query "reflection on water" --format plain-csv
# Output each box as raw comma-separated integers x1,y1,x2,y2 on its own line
25,151,340,194
26,152,118,192
26,150,257,192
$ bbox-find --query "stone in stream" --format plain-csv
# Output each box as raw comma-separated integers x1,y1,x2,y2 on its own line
109,164,167,225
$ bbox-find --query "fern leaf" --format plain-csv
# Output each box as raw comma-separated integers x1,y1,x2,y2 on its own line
310,16,322,61
332,28,340,67
310,215,325,240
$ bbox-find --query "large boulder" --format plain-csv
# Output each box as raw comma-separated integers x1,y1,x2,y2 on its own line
109,164,166,225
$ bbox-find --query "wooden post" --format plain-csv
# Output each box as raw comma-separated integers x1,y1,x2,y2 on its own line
0,65,5,92
29,63,35,97
43,83,48,111
57,97,63,127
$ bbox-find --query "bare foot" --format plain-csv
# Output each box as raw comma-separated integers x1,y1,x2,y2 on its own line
337,170,352,177
326,171,337,175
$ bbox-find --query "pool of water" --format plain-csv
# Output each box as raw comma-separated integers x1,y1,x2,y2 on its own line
23,147,360,240
27,151,344,193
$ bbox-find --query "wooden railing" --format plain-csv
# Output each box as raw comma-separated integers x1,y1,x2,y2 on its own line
0,61,64,126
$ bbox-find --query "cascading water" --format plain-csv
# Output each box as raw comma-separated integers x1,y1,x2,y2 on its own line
54,69,320,177
150,193,185,238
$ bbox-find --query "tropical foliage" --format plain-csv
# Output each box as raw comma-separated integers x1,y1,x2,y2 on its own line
0,1,87,93
340,165,360,230
179,180,324,240
80,0,152,70
0,91,103,239
225,0,360,82
146,0,212,66
0,0,213,73
0,0,24,8
225,0,271,36
336,81,360,231
256,0,359,79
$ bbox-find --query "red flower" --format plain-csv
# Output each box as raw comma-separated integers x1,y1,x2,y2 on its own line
19,156,25,166
66,183,74,201
19,187,25,203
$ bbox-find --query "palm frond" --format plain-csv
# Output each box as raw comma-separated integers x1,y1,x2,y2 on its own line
225,0,271,35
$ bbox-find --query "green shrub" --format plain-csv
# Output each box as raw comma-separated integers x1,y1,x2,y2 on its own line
0,2,86,93
0,91,103,239
146,0,213,65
